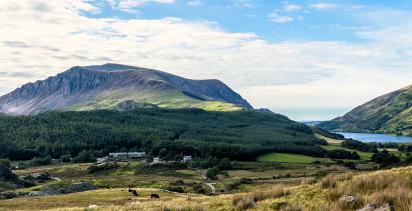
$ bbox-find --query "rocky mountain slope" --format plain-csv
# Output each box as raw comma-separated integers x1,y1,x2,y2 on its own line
320,85,412,136
0,64,252,115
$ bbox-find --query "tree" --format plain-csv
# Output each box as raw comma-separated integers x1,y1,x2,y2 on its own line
0,159,10,168
206,167,220,180
73,151,96,163
60,154,72,163
218,157,232,170
372,150,400,166
159,148,168,159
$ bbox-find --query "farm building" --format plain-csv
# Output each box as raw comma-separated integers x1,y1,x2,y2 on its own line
109,152,146,158
182,156,192,163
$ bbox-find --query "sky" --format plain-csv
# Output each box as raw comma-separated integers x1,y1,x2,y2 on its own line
0,0,412,121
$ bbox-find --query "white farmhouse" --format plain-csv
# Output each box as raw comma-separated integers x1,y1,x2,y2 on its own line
153,157,160,163
182,156,192,163
109,152,146,158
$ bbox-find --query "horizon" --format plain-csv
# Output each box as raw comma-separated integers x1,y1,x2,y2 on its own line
1,0,412,120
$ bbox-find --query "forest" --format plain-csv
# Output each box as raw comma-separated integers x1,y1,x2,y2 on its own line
0,108,328,162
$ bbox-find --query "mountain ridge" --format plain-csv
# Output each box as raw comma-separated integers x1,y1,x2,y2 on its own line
319,84,412,136
0,63,252,115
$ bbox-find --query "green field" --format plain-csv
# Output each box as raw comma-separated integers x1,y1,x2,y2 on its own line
257,153,332,163
321,145,373,161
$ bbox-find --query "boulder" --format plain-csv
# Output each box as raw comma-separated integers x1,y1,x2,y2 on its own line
0,166,18,181
31,182,97,196
356,203,391,211
339,194,359,209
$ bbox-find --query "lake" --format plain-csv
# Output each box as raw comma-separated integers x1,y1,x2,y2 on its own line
336,132,412,143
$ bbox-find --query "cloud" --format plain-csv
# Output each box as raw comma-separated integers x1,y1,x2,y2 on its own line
233,0,253,8
310,3,338,10
283,3,302,12
268,12,294,23
0,0,412,113
105,0,174,13
188,0,203,6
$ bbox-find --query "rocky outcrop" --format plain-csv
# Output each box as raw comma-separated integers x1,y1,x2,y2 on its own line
356,203,392,211
28,182,96,197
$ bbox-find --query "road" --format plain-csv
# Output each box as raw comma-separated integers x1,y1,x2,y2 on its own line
205,183,216,194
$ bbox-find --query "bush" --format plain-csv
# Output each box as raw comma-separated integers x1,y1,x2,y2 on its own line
372,150,401,166
225,178,252,192
326,149,360,160
342,139,377,152
0,159,10,168
193,183,209,194
218,157,232,170
88,162,119,174
23,156,52,167
164,185,184,193
73,151,96,163
206,167,220,180
60,154,72,163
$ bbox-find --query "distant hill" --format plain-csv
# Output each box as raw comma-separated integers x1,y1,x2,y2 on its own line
320,85,412,136
0,64,252,115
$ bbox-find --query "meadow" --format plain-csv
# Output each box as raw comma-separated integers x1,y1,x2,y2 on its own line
2,165,412,210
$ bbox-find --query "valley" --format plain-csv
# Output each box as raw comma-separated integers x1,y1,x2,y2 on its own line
0,64,410,211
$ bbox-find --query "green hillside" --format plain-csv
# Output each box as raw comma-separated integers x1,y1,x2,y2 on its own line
66,90,243,112
320,85,412,136
0,108,324,161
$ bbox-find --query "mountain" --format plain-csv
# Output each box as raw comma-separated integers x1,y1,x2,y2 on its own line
320,85,412,136
0,64,252,115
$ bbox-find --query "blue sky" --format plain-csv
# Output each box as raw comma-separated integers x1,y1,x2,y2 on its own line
1,0,412,120
86,0,412,43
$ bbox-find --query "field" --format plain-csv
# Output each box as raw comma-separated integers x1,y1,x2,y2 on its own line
257,153,332,163
0,132,410,210
2,165,412,210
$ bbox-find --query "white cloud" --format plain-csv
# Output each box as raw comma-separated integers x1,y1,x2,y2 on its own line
188,0,203,6
283,3,302,12
106,0,174,12
234,0,253,8
268,12,294,23
310,3,338,10
0,0,412,116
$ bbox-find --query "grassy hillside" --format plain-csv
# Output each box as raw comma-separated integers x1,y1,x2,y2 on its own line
2,164,412,210
66,90,243,112
0,108,322,161
320,85,412,136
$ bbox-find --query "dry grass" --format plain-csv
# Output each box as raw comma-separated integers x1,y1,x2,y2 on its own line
3,167,412,211
319,173,353,189
232,185,290,210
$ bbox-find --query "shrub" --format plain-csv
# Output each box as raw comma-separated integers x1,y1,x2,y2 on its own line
164,185,184,193
218,157,232,170
372,150,401,166
88,162,119,174
60,154,72,163
193,183,209,194
73,150,96,163
206,167,220,180
342,139,377,152
0,159,10,168
326,149,360,160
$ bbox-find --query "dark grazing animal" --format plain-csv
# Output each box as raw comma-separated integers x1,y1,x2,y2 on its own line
128,188,138,196
151,194,160,199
